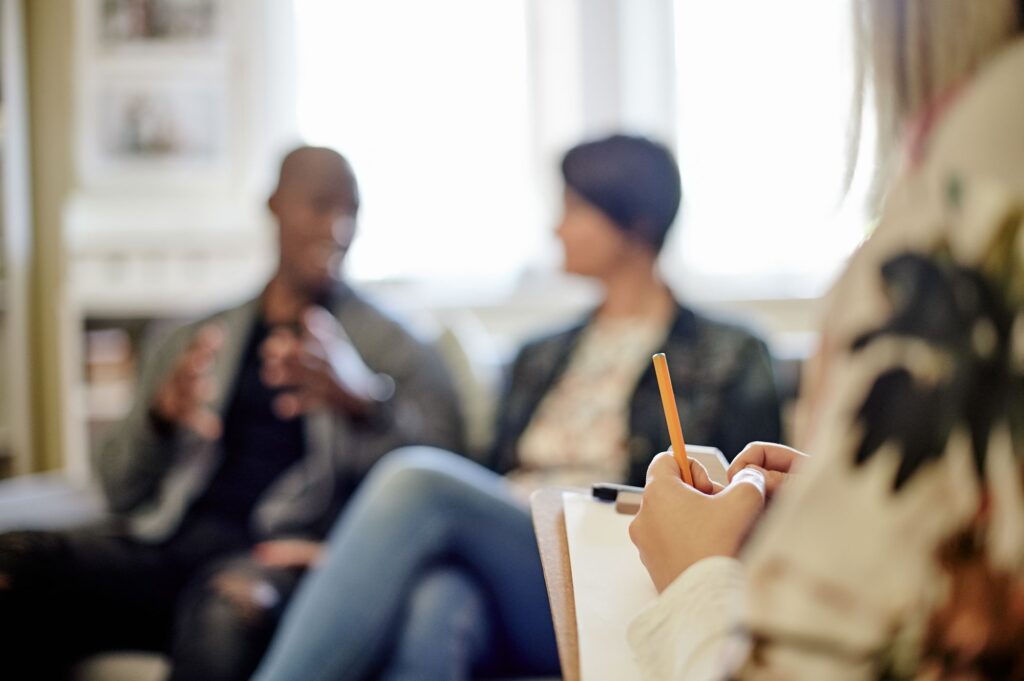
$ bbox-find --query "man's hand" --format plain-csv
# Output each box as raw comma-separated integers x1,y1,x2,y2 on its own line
151,323,226,440
252,539,325,569
630,452,766,593
260,306,392,419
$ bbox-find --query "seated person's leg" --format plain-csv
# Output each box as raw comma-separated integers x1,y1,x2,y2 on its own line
378,565,494,681
168,554,303,681
0,530,66,676
0,528,176,677
253,446,559,681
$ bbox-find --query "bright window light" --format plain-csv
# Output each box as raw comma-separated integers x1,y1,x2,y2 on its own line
292,0,540,285
670,0,868,298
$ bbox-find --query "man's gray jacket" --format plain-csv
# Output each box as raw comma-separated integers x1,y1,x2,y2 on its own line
93,286,464,542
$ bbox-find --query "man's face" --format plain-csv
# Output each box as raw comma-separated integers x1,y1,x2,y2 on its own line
271,160,358,295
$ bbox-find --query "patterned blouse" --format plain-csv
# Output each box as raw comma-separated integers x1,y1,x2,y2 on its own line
629,39,1024,680
489,301,782,488
510,315,669,492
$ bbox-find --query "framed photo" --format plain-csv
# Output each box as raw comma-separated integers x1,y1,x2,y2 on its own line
80,77,231,187
97,0,225,53
99,83,221,161
75,0,240,188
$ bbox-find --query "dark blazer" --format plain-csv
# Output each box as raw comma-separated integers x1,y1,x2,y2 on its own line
489,303,781,486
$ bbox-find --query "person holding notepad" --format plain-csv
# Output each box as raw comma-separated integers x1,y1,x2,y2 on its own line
250,135,781,680
628,2,1024,679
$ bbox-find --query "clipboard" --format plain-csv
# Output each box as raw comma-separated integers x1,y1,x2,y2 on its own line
530,445,728,681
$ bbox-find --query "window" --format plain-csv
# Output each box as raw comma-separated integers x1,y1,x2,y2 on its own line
292,0,540,285
293,0,870,299
670,0,869,299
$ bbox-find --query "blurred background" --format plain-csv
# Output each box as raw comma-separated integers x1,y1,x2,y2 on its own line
0,0,873,483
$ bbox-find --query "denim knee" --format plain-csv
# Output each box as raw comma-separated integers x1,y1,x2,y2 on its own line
362,446,467,509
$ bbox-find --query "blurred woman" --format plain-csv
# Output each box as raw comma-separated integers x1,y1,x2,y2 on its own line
628,2,1024,678
250,134,781,680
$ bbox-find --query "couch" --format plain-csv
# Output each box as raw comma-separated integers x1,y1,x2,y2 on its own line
0,311,802,681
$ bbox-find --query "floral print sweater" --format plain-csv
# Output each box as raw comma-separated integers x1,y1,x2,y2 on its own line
629,39,1024,681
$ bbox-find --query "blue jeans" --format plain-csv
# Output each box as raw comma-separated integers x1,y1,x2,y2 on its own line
379,565,491,681
251,447,560,681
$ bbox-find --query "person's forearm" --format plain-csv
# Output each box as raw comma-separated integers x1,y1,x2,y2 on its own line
94,407,180,512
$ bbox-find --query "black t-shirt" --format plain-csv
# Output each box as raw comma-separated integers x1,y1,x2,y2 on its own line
182,317,306,538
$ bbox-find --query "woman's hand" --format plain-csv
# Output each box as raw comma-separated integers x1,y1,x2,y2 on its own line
727,442,809,499
630,452,766,593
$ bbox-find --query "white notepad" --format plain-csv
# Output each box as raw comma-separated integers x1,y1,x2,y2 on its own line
681,444,730,488
562,445,728,680
563,491,654,680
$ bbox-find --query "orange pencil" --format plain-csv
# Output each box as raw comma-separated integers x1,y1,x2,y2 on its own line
652,353,694,486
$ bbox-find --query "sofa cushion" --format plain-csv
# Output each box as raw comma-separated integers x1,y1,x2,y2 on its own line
0,473,106,532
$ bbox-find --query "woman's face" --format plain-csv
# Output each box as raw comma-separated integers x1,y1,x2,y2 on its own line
556,189,631,278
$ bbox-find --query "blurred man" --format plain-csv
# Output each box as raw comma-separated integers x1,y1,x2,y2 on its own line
0,147,463,681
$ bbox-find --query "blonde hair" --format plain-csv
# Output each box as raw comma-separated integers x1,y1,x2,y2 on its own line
848,0,1022,209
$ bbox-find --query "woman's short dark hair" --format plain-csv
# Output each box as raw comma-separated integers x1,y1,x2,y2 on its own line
560,134,682,254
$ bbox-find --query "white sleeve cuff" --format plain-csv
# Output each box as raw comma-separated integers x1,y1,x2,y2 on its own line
628,556,748,681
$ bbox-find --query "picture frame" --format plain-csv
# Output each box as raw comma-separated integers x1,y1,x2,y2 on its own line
96,0,226,55
80,76,230,185
75,0,238,189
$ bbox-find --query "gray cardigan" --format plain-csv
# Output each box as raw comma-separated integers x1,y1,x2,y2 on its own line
94,286,464,543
